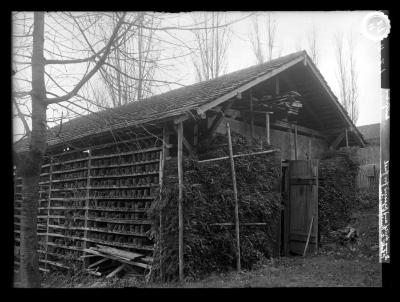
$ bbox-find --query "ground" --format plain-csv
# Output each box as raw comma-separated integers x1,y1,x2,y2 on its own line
18,207,382,288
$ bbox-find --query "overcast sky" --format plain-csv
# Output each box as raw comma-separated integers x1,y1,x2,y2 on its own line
175,11,381,127
12,11,382,140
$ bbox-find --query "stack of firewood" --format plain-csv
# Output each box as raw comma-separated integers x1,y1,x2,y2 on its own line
261,91,303,119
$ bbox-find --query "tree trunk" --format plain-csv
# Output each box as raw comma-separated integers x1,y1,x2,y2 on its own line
19,162,42,288
18,11,48,288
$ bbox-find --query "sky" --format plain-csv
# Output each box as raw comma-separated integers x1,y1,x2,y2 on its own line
12,11,383,141
174,11,382,127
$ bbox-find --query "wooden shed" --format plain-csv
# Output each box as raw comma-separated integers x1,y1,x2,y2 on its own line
14,50,366,276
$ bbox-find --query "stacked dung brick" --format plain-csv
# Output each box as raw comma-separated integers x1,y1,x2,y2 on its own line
149,132,282,282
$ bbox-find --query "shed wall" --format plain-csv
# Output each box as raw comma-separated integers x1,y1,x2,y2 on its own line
216,118,328,160
357,145,380,166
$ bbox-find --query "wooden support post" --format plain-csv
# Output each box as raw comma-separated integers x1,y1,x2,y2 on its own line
173,123,194,155
275,77,280,96
193,124,198,147
226,122,241,272
308,137,312,160
177,122,184,281
250,91,254,139
158,124,167,281
83,150,91,268
345,129,349,147
265,113,270,145
294,124,298,160
44,157,53,272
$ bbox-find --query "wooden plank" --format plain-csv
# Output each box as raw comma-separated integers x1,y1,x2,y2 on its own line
94,244,144,260
265,113,271,145
90,146,162,160
210,222,267,226
272,120,325,139
177,121,184,281
207,100,234,139
303,216,314,257
198,149,278,164
250,91,254,139
329,131,345,149
227,122,241,272
106,264,126,278
294,125,298,160
88,257,109,268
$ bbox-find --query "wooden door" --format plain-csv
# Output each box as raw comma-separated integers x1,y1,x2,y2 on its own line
288,160,318,255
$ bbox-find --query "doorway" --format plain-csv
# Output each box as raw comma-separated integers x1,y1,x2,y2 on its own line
281,160,319,256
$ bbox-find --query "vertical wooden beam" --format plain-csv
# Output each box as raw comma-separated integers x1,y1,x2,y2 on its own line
44,157,53,272
294,124,298,160
315,160,319,255
193,124,198,147
345,129,349,147
250,90,254,139
83,150,91,268
288,122,293,160
226,122,241,272
177,122,184,281
265,113,270,145
308,137,312,160
159,124,168,281
275,77,280,96
158,150,164,280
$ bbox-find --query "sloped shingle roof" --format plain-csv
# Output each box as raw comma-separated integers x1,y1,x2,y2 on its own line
15,51,306,152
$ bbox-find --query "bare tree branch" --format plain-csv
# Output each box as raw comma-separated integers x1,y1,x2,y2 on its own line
44,13,127,105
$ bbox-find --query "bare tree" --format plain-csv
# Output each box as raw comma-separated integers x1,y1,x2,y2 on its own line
12,11,130,287
347,33,359,123
334,31,349,114
249,13,278,64
191,12,231,81
265,13,277,61
307,24,319,66
333,30,359,123
295,36,303,52
98,12,161,107
250,15,264,64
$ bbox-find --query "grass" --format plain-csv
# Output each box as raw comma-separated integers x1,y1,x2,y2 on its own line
19,206,381,288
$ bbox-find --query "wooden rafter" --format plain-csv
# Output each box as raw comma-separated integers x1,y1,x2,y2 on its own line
196,55,305,116
329,131,345,149
304,56,365,147
206,100,235,140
